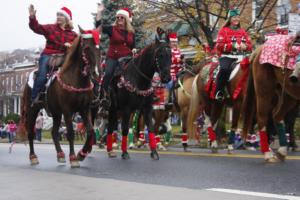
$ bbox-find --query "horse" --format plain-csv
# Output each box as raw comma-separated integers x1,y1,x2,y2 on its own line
18,27,100,167
242,35,300,162
104,33,172,160
187,55,249,153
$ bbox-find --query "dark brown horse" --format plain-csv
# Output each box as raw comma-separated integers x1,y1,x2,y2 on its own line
187,56,249,153
18,27,100,167
243,45,300,163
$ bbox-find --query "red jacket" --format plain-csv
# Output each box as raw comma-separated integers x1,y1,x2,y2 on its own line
216,26,252,55
106,26,135,59
29,16,77,55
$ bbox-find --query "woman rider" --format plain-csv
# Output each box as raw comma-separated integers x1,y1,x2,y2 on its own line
28,4,77,105
95,5,136,112
215,8,252,101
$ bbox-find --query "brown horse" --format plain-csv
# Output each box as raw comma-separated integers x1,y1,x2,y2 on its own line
18,27,100,167
242,45,300,162
187,56,249,153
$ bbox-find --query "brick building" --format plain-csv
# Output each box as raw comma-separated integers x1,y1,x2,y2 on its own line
0,62,36,117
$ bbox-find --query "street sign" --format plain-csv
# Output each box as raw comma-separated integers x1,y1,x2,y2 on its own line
288,13,300,35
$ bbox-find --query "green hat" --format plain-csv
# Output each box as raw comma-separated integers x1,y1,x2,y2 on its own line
228,8,240,18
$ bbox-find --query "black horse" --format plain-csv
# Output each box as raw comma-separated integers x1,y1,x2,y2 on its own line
105,33,172,160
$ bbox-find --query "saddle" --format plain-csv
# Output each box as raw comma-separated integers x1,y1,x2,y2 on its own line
48,54,65,69
113,56,132,78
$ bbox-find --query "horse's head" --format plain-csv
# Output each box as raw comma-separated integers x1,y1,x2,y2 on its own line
78,26,101,77
154,27,172,83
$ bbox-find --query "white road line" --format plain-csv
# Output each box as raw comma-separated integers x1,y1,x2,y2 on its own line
207,188,300,200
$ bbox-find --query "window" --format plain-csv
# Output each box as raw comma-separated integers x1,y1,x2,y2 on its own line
276,0,291,25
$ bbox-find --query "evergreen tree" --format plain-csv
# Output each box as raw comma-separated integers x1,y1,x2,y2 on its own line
95,0,146,51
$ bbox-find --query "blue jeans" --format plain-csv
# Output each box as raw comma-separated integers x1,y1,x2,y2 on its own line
31,54,50,100
35,128,42,141
165,80,174,90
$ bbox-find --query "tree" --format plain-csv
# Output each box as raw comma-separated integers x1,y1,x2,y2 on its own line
144,0,279,48
94,0,147,51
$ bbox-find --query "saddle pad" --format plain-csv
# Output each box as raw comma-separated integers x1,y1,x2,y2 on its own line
27,69,38,89
259,34,300,70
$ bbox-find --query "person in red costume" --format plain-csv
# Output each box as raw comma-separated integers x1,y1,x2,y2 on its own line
28,4,77,105
166,32,183,105
95,5,136,111
215,8,252,100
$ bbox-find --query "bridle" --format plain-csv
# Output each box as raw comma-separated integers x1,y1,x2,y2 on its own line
131,42,170,81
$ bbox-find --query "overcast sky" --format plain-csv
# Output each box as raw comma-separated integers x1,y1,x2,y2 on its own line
0,0,101,52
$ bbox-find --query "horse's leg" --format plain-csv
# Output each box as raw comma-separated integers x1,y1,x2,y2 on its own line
272,94,297,161
228,98,242,154
207,103,224,153
181,107,190,152
143,107,159,160
284,104,299,151
120,109,131,160
28,107,40,165
154,110,167,151
52,114,65,163
106,111,117,158
77,110,95,161
64,113,79,168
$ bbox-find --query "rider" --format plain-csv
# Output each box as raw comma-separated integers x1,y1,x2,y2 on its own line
215,8,252,101
28,5,77,105
95,6,137,109
166,32,183,106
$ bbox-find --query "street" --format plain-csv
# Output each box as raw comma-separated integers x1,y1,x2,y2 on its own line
0,143,299,200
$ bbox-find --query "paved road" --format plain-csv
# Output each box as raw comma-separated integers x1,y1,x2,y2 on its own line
0,143,299,200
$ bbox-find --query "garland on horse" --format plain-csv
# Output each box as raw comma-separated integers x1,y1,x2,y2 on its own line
18,27,100,168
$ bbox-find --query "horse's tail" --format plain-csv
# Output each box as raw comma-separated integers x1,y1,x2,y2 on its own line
242,47,261,139
16,85,29,141
187,74,201,139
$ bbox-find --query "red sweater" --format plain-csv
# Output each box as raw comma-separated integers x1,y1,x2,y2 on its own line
29,16,77,55
105,26,135,59
216,26,252,55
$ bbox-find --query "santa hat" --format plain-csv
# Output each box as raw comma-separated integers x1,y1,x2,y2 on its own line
168,32,178,42
57,7,72,21
116,8,133,22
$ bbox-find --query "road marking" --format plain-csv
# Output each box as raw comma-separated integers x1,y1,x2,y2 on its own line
207,188,300,200
1,143,300,160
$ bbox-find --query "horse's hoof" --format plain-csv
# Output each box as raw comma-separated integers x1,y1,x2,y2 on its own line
150,150,159,160
108,151,117,158
121,152,130,160
183,147,191,152
77,150,88,162
211,141,218,153
70,160,80,168
265,156,280,163
70,155,80,168
129,143,134,149
57,152,66,163
211,147,218,154
30,155,39,165
157,144,167,151
227,145,234,154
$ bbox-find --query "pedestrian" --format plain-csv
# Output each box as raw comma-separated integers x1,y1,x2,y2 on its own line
35,112,44,142
28,4,77,105
8,120,17,143
165,32,183,106
214,7,252,101
95,4,137,113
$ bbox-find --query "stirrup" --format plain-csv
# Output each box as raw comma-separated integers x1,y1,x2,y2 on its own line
31,95,43,107
215,91,224,101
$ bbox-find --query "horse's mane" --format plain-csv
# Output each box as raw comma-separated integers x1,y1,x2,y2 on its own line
60,36,81,73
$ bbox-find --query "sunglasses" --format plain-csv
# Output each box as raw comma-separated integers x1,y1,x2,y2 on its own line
116,16,124,20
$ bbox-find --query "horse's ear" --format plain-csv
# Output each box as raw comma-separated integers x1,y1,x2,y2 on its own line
78,25,84,34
